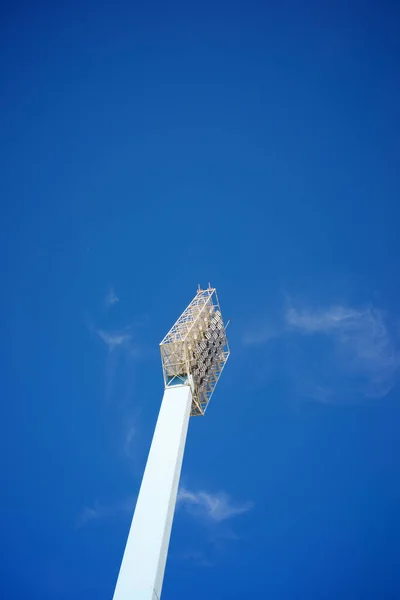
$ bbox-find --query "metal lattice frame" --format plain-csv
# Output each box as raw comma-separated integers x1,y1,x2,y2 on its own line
160,287,230,416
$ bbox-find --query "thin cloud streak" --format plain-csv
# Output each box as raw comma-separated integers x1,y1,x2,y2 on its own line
173,551,215,568
106,287,119,307
177,487,254,522
94,328,131,351
124,423,136,458
89,322,140,404
286,305,375,334
77,487,253,528
77,496,135,528
285,304,400,399
242,324,281,346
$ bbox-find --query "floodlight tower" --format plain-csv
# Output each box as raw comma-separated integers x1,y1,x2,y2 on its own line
112,286,230,600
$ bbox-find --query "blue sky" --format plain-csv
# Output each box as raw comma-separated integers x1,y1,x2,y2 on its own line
1,1,400,598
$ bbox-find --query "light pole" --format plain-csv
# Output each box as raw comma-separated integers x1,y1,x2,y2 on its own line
112,286,230,600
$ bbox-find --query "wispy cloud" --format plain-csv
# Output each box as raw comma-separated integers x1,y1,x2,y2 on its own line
285,304,400,400
77,488,252,530
177,487,254,522
124,423,136,458
242,300,400,402
173,488,249,567
89,324,139,404
93,327,132,351
77,496,135,528
242,323,281,346
106,287,119,307
286,305,373,334
172,550,215,568
171,527,242,568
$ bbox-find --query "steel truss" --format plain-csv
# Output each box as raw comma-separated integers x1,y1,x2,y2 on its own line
160,287,230,416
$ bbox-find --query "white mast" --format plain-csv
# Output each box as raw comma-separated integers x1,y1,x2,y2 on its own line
112,287,230,600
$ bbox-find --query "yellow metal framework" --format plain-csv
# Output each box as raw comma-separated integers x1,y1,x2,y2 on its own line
160,286,230,416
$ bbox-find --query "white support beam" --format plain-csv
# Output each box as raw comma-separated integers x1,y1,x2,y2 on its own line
112,385,192,600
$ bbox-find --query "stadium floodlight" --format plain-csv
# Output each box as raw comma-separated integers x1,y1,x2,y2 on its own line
112,286,229,600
